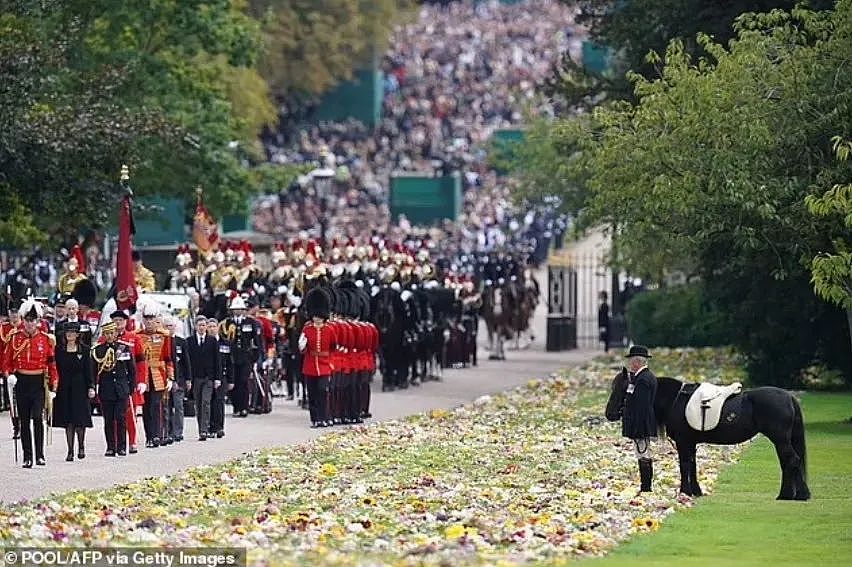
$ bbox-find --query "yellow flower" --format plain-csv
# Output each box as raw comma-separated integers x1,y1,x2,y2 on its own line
445,524,466,539
320,463,338,477
362,497,376,506
445,524,478,539
632,517,661,532
430,408,449,419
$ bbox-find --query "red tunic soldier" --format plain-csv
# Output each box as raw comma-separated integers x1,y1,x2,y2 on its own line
2,299,58,468
299,288,336,428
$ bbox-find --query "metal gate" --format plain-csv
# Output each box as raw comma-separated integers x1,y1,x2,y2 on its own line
547,251,628,350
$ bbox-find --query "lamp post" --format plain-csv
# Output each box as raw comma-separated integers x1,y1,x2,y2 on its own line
311,160,335,249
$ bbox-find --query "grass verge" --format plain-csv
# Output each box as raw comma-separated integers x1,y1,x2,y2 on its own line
590,392,852,567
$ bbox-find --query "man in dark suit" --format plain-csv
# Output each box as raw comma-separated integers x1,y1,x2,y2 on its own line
164,316,191,444
621,345,658,493
188,316,219,441
206,317,231,438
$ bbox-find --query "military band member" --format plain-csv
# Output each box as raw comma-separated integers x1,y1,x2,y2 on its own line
2,299,58,468
219,297,261,418
138,303,174,448
133,250,157,292
299,288,336,428
92,321,135,456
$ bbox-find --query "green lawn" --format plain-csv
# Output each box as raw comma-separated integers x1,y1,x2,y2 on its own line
589,393,852,567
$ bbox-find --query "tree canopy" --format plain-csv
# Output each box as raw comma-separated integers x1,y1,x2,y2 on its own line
0,0,411,246
517,0,852,384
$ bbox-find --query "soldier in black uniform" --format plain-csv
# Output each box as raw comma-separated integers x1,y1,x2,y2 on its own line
283,293,305,405
218,297,261,418
621,345,658,493
92,321,136,456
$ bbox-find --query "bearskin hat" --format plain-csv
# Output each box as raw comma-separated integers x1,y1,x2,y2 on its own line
71,278,98,307
305,287,330,320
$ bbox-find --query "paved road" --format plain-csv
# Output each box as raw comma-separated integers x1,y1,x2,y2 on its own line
0,270,599,503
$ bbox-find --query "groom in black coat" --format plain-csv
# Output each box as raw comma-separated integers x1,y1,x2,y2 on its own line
622,345,658,492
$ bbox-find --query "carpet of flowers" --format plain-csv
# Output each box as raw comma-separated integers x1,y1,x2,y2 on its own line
0,348,746,565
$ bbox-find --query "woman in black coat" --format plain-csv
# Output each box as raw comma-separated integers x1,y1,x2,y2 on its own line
53,322,95,461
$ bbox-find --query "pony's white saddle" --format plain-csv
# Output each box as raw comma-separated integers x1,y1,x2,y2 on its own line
685,382,743,431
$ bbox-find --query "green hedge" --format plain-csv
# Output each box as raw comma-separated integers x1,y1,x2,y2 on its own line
626,283,731,348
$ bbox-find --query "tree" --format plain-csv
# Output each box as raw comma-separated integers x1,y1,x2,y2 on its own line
552,0,834,109
521,1,852,384
0,0,273,244
249,0,413,100
806,136,852,353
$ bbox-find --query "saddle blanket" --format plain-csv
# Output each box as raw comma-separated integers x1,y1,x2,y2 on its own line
685,382,743,431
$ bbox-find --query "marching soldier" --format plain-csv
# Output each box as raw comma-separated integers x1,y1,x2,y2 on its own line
92,321,135,456
107,310,148,453
299,288,336,428
2,298,58,468
138,302,174,448
2,298,22,437
218,297,261,418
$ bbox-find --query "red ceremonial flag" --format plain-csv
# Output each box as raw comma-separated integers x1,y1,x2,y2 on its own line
115,194,138,310
193,188,219,252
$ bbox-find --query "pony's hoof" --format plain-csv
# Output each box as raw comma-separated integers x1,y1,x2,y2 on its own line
776,494,795,501
794,491,811,501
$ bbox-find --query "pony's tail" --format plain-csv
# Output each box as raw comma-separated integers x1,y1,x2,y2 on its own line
792,397,807,484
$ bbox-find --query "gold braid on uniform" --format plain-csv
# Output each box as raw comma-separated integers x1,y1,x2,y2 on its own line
91,345,116,374
219,321,236,341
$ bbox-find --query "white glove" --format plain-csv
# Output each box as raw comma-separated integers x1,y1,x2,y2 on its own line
167,380,174,391
262,359,273,370
137,382,148,395
7,375,17,389
49,391,57,401
298,333,308,352
214,380,221,389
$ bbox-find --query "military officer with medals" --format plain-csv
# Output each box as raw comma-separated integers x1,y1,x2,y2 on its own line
218,296,261,418
92,321,136,456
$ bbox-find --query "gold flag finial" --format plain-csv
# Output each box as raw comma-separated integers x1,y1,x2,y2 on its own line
120,164,130,182
196,185,203,196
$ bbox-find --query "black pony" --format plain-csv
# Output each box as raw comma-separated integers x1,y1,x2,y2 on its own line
605,372,810,500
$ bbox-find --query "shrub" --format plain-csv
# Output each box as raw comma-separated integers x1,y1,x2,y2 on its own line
626,283,731,348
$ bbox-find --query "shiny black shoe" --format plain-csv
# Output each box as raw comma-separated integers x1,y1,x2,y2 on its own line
129,446,138,454
36,457,46,466
175,436,183,442
151,438,161,447
23,460,33,469
239,410,248,417
216,430,225,438
164,437,174,445
77,449,85,460
198,434,207,441
117,449,127,456
105,449,116,457
66,452,74,462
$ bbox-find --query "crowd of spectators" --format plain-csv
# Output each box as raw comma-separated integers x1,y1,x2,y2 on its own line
254,0,582,257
